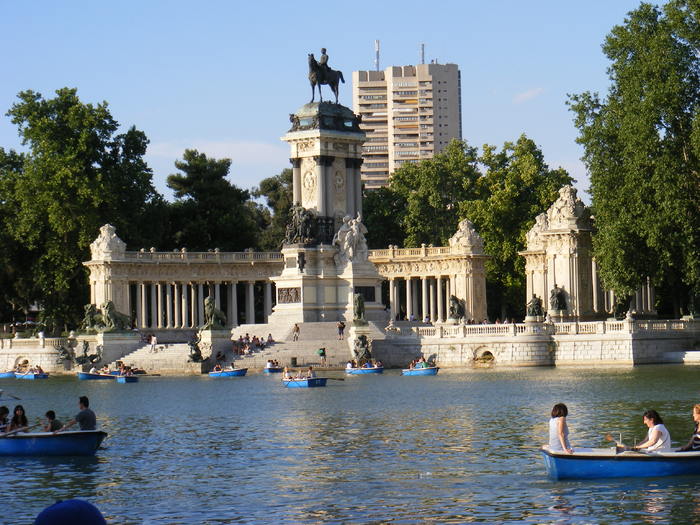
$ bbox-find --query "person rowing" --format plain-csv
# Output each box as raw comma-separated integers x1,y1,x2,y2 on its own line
628,409,672,452
55,396,96,433
677,404,700,452
7,405,28,433
0,406,8,433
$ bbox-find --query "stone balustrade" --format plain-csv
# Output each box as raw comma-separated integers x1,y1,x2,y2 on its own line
411,319,699,339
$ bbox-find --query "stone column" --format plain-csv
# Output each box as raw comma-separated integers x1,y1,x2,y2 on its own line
214,283,221,310
421,277,429,322
429,278,436,322
246,281,255,324
412,279,419,319
155,283,163,329
316,156,334,217
181,284,189,328
190,284,197,328
405,277,413,321
437,276,444,323
264,282,272,323
173,283,181,328
389,279,396,321
138,283,146,329
197,284,204,327
291,158,302,204
150,283,157,329
228,282,238,328
165,284,173,329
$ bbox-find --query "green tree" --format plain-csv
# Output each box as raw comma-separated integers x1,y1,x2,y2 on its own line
166,149,260,251
390,139,480,247
253,168,293,250
362,186,407,249
569,1,700,314
461,135,573,320
1,88,165,331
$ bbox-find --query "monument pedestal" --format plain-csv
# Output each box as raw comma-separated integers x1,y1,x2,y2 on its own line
198,330,231,361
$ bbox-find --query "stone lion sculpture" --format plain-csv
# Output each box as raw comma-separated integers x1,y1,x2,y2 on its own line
201,296,227,330
100,301,131,332
81,304,102,333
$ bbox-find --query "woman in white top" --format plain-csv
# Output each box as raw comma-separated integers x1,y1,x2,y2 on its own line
633,409,672,452
548,403,573,454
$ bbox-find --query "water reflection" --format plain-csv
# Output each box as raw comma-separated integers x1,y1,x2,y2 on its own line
3,366,700,522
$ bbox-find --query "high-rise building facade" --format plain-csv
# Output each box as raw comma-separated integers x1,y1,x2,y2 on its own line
352,63,462,189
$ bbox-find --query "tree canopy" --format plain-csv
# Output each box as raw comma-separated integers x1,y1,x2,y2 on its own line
253,168,293,250
166,149,259,251
362,137,572,319
569,0,700,313
0,88,165,331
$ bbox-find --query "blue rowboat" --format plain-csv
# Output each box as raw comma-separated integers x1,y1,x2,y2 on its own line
115,375,138,383
77,372,113,380
263,367,284,374
208,368,248,378
282,378,327,388
0,430,107,456
541,446,700,480
15,372,49,380
401,366,439,376
0,371,15,379
346,367,384,375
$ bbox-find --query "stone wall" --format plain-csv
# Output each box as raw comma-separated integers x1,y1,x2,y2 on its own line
371,320,699,368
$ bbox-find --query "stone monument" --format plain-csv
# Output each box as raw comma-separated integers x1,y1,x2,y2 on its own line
268,51,383,323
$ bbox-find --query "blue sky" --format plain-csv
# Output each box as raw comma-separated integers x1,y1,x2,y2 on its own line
1,1,649,201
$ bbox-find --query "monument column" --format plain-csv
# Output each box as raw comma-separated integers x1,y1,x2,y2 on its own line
197,284,204,326
354,159,363,216
227,282,238,328
437,276,444,323
214,283,221,310
181,284,188,328
165,284,173,328
150,283,157,329
173,283,181,328
291,158,302,204
429,278,436,322
421,277,428,321
389,277,396,322
264,282,272,323
138,283,146,329
246,281,255,324
405,277,413,321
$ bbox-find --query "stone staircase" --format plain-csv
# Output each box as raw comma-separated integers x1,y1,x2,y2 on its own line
232,322,352,369
105,321,392,374
107,342,203,375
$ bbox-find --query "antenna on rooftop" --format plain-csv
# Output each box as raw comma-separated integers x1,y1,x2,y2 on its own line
420,43,425,65
375,40,380,71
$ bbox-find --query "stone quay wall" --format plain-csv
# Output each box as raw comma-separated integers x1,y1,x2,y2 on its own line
372,319,700,368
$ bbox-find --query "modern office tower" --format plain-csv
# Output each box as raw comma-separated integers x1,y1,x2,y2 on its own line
352,62,462,189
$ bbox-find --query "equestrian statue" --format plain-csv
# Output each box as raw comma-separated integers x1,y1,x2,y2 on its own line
308,48,345,104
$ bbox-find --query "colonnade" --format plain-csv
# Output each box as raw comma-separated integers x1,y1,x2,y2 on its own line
129,280,274,330
387,275,458,323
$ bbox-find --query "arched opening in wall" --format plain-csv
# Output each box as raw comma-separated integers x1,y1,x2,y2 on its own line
474,349,494,367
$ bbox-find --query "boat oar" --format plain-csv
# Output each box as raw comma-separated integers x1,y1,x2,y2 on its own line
0,390,21,400
0,422,41,438
325,377,345,381
605,433,626,454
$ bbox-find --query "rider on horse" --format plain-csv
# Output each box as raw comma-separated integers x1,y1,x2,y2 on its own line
318,48,330,83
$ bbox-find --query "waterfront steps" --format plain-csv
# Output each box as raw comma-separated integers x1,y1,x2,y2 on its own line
232,322,352,368
107,343,203,375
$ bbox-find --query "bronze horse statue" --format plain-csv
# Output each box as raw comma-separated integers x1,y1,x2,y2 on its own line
308,54,344,104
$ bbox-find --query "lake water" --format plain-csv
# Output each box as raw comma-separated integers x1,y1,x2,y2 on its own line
2,365,700,524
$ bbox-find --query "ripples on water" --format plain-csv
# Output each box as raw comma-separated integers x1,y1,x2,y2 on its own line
1,366,700,523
